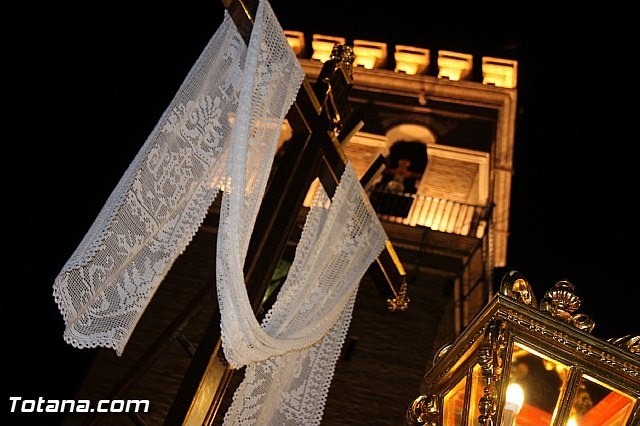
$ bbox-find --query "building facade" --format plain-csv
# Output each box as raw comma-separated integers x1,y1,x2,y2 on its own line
284,31,519,425
66,29,520,426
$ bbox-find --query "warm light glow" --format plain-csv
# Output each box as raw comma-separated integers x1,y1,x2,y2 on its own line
353,39,387,69
302,178,321,207
482,56,518,88
506,383,525,412
503,383,525,426
284,30,305,57
394,45,430,75
437,50,473,81
311,34,346,63
567,417,578,426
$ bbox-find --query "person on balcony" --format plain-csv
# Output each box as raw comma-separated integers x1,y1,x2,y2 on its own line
382,158,422,194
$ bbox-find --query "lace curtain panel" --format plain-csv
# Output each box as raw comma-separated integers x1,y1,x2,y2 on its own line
222,166,387,425
52,0,302,355
53,0,388,424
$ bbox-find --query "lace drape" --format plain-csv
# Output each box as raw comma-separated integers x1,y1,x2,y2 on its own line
222,166,386,425
212,3,386,421
53,0,388,423
52,0,303,356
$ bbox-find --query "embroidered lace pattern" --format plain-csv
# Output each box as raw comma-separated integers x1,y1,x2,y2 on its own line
215,4,386,421
52,1,303,355
52,1,388,423
222,166,387,425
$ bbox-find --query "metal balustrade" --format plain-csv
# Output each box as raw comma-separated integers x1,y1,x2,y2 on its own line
368,188,491,238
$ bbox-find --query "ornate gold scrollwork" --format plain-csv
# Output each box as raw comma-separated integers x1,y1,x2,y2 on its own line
477,319,507,425
608,335,640,356
540,280,595,333
500,271,597,334
405,394,440,426
499,270,537,307
330,44,355,78
388,279,410,312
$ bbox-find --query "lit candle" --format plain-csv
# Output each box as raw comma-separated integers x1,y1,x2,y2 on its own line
503,383,524,426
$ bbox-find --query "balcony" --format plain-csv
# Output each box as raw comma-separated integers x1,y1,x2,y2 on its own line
368,188,491,239
367,187,494,334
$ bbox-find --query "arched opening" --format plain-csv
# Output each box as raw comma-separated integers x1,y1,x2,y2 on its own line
372,139,429,218
384,123,435,155
381,123,434,194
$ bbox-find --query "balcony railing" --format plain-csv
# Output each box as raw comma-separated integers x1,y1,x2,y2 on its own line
368,188,491,238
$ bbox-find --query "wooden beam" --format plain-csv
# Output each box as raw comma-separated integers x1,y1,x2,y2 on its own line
165,2,408,423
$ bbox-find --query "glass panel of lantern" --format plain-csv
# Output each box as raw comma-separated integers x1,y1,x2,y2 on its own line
503,342,570,426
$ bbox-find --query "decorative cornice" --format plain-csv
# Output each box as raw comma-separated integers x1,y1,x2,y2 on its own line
499,307,640,379
425,326,487,390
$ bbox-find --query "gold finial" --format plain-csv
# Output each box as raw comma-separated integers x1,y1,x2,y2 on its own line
540,280,595,333
499,272,596,333
388,278,410,312
330,44,355,79
405,394,439,426
500,270,537,307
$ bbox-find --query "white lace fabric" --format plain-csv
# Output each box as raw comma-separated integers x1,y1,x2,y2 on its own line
222,166,387,425
53,1,388,424
52,0,302,356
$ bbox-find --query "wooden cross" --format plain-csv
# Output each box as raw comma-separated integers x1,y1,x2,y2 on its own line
63,3,400,425
161,1,409,423
78,2,407,424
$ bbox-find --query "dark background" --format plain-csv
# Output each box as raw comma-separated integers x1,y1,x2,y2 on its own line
4,0,639,423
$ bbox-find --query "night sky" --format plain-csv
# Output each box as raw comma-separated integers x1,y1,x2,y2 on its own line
4,0,639,422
